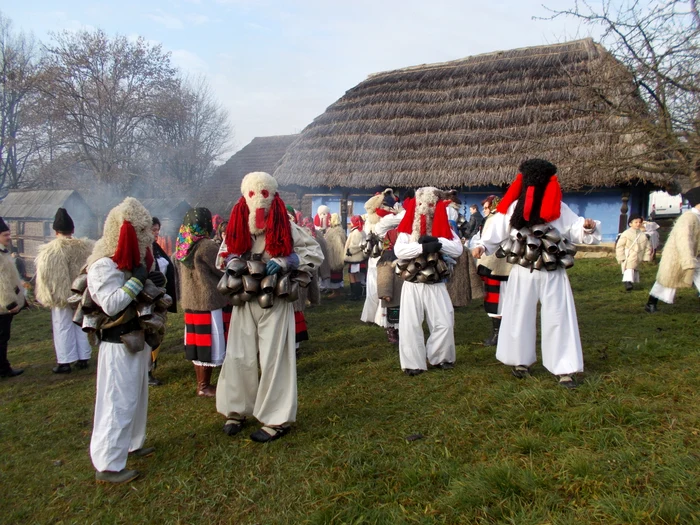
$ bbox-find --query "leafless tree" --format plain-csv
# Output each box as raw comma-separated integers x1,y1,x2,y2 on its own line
545,0,700,189
41,29,180,191
0,11,41,196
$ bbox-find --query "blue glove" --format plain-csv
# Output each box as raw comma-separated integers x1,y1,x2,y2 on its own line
266,260,282,275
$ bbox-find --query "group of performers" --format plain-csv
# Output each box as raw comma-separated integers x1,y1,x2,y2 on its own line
0,161,698,485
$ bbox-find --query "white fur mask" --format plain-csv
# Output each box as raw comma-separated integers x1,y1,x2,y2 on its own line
241,171,278,235
411,187,440,241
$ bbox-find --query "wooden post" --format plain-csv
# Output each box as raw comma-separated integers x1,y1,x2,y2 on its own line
618,191,630,234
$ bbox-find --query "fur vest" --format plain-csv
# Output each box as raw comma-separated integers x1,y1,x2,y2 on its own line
615,227,651,271
177,239,229,312
0,249,25,314
324,225,347,271
316,233,331,280
656,210,700,289
35,237,93,308
344,229,367,263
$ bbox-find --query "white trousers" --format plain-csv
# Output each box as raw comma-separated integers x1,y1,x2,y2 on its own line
650,264,700,303
398,282,456,370
52,307,91,364
496,265,584,376
621,268,639,283
90,341,150,472
216,299,297,426
360,256,381,324
487,280,509,318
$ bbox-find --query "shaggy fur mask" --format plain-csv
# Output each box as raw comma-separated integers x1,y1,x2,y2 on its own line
330,213,341,228
364,188,397,228
88,197,153,268
241,171,277,235
316,205,330,228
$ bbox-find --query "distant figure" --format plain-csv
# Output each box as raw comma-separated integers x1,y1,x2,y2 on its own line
11,248,28,282
645,187,700,313
34,208,93,374
615,214,651,292
460,204,484,240
0,217,25,378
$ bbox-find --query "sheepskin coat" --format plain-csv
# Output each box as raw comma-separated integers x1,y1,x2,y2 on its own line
177,239,228,312
446,252,472,307
615,227,651,271
324,225,347,271
344,228,367,263
655,209,700,289
35,237,93,308
0,248,25,314
316,233,331,281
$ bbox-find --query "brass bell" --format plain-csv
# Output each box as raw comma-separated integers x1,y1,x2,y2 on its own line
140,315,164,332
292,271,312,288
156,294,173,311
120,329,146,353
257,292,275,309
145,330,163,349
542,250,558,271
542,238,559,254
238,291,255,302
139,280,164,302
261,274,278,294
72,307,85,326
136,302,155,318
242,275,260,294
559,254,575,269
406,262,419,277
70,273,88,294
532,224,550,238
518,257,532,269
217,275,231,295
80,289,98,313
506,253,520,265
426,252,439,265
510,239,524,257
414,255,428,269
419,266,437,282
247,259,266,278
287,282,300,302
276,274,291,297
67,293,83,306
435,259,448,275
230,294,244,307
227,258,248,277
532,254,545,271
543,228,562,243
524,244,540,262
227,274,244,294
396,259,410,271
81,313,105,333
562,238,578,255
516,228,530,241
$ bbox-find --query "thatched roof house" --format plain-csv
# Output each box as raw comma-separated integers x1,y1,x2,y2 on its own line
274,38,664,193
196,135,298,216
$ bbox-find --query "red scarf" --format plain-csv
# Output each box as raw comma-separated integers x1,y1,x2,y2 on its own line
397,197,453,239
223,194,293,258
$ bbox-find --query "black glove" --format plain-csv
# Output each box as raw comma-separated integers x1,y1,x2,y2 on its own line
131,264,148,285
346,249,352,257
418,235,438,244
148,270,166,288
422,241,442,254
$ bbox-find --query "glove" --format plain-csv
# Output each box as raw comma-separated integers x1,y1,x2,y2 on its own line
131,264,148,285
148,270,166,288
418,235,438,244
266,260,282,275
346,249,352,257
422,241,442,254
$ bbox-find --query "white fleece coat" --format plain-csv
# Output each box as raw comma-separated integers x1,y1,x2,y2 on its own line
35,237,93,308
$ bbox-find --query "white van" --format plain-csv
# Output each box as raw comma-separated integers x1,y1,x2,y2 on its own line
649,190,685,217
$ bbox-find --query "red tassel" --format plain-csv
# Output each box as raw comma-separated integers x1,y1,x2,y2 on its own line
539,175,562,222
431,200,454,239
523,186,536,221
224,197,252,257
397,197,416,234
497,173,523,215
265,194,294,257
112,221,141,271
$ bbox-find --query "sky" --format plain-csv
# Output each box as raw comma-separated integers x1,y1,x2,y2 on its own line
3,0,598,158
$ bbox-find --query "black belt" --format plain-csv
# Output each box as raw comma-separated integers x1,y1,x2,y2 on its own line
100,318,141,344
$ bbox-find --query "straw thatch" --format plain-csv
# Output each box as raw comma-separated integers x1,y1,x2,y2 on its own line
196,135,298,215
274,39,667,191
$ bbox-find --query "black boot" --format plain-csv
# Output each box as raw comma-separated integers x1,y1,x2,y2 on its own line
645,295,658,313
52,363,72,374
483,317,501,346
351,282,362,301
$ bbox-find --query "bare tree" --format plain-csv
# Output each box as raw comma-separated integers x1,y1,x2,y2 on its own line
0,11,41,196
144,75,232,194
41,29,179,191
545,0,700,189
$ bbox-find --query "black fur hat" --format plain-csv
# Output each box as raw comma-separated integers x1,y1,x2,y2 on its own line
685,186,700,207
0,217,8,233
53,208,74,233
501,159,561,230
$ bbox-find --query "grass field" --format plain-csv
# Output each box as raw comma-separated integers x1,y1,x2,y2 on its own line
1,258,698,524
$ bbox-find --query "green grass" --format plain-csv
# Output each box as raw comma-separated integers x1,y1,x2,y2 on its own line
1,259,699,524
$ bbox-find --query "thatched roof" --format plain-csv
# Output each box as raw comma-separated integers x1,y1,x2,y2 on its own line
195,135,298,215
0,190,94,220
274,38,668,191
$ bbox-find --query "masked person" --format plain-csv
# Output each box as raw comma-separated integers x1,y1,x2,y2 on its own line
175,208,228,396
394,187,464,375
87,197,159,484
472,159,601,388
216,172,323,443
344,215,367,300
323,213,347,299
0,217,24,378
35,208,93,373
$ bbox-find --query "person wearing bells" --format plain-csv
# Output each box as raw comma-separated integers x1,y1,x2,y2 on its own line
215,172,323,443
394,187,464,375
87,197,158,484
34,208,93,374
472,159,601,388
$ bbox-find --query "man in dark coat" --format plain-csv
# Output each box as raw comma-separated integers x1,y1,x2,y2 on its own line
460,205,484,240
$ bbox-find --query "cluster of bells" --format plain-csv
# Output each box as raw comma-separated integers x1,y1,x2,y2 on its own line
216,255,313,308
392,252,453,284
360,232,383,258
68,271,172,352
495,224,577,271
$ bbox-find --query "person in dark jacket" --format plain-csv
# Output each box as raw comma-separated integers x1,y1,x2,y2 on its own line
460,205,484,240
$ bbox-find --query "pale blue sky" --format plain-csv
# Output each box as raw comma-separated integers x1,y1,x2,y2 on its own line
4,1,596,156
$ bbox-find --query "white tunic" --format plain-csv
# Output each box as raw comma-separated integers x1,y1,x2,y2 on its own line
476,202,601,376
88,258,150,472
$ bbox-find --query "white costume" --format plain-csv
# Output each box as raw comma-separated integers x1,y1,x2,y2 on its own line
51,307,92,364
476,201,601,375
216,172,323,432
88,257,150,472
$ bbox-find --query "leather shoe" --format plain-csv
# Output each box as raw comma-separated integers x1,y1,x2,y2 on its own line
148,372,162,386
75,360,89,370
644,303,658,313
95,468,140,484
403,369,425,376
250,426,290,443
128,447,155,458
0,368,23,378
52,364,72,374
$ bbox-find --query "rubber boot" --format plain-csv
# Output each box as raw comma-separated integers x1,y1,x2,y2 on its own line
483,317,501,346
195,365,216,397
